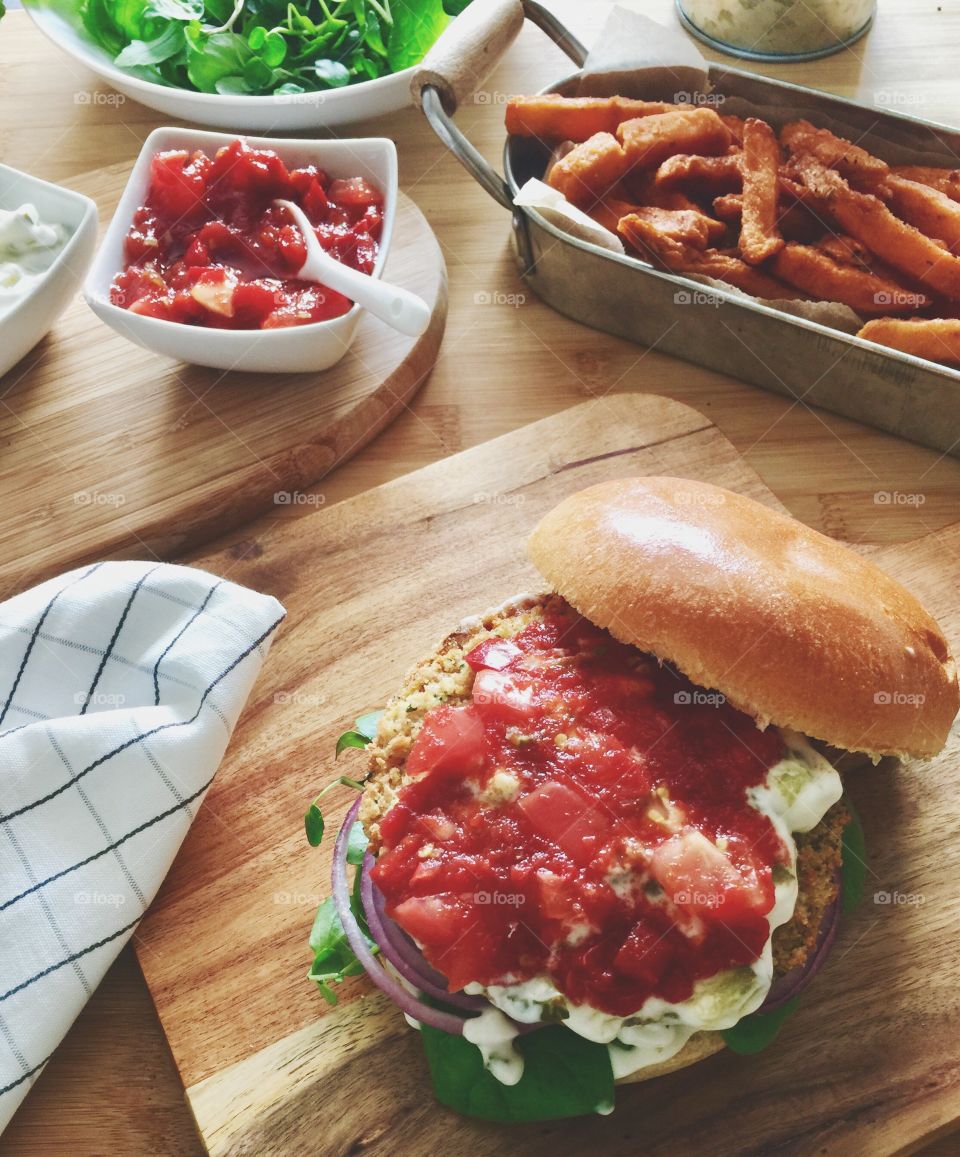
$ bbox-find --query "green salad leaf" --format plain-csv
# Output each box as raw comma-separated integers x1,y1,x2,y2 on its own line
115,22,185,66
722,997,799,1055
387,0,448,72
308,822,375,1004
420,1023,615,1122
74,0,466,96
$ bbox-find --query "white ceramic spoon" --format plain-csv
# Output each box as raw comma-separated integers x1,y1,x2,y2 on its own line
275,199,432,338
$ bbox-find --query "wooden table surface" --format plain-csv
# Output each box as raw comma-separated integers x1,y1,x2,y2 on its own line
1,0,959,1152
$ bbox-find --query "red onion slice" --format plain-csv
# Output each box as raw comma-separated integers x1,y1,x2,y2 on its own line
360,853,486,1012
331,800,469,1036
760,876,841,1013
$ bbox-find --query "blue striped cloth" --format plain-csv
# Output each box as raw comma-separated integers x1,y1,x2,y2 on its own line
0,561,284,1129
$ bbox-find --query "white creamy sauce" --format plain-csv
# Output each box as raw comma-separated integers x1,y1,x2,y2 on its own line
466,728,843,1085
462,1006,525,1086
0,204,68,316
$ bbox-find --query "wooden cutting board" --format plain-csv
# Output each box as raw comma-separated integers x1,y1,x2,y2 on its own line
135,394,960,1156
0,163,446,600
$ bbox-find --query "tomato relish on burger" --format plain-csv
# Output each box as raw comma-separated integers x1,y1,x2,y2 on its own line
317,477,958,1118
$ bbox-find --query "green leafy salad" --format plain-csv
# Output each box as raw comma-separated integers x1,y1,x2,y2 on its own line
74,0,470,96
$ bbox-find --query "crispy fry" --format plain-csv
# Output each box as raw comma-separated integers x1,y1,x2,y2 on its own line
615,206,726,249
713,191,821,242
505,95,676,142
712,193,742,222
793,155,960,299
546,132,629,209
771,243,930,314
815,233,874,271
781,119,889,182
858,317,960,365
588,195,645,234
721,115,746,145
891,165,960,203
617,108,732,170
654,152,742,193
740,117,784,264
882,174,960,252
618,215,805,298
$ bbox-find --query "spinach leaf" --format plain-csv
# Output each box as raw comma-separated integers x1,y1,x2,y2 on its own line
420,1023,615,1122
185,29,251,93
841,803,866,914
115,22,186,66
387,0,449,72
722,997,799,1055
307,834,375,1005
335,709,383,757
304,803,325,847
144,0,203,21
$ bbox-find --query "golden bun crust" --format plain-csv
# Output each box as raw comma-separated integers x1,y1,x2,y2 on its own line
528,477,958,759
616,1031,725,1084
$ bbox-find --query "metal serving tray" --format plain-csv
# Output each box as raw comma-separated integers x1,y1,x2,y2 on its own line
416,0,960,458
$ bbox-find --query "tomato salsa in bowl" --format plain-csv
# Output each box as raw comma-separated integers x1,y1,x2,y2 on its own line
84,128,397,373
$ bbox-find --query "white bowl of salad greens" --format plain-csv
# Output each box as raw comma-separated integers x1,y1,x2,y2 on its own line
22,0,468,131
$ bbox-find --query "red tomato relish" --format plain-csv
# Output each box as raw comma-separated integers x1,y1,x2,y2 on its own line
372,602,790,1018
110,139,383,329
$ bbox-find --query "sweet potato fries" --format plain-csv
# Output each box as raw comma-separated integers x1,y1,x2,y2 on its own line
506,93,960,367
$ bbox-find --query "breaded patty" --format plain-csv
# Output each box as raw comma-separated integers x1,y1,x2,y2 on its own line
360,593,846,978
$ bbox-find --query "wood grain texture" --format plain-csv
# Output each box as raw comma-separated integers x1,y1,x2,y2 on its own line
121,393,959,1157
3,0,960,1152
0,171,446,600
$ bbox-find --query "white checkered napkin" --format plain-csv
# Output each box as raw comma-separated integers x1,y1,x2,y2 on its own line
0,560,285,1130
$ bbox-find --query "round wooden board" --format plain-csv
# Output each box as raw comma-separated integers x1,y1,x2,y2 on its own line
0,169,446,598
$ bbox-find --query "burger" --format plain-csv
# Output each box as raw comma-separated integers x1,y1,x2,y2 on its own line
315,477,958,1120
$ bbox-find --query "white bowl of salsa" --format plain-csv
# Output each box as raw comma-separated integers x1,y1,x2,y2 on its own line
83,127,397,373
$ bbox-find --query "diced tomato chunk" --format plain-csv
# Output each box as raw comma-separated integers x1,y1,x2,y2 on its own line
328,177,383,207
464,638,523,672
472,669,541,724
650,828,772,924
518,781,611,865
406,705,487,780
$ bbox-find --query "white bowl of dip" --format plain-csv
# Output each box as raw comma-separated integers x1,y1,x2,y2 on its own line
0,165,98,381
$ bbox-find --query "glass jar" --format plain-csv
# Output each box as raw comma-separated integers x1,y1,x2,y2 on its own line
676,0,876,61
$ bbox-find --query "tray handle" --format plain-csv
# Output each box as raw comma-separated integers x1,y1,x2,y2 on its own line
414,0,587,210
